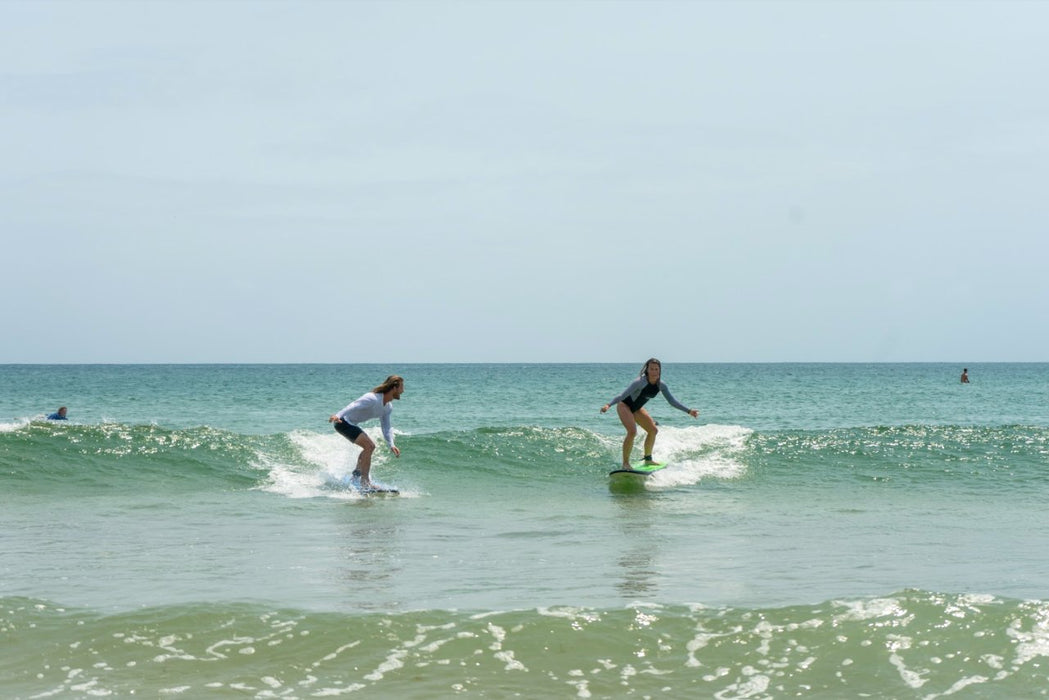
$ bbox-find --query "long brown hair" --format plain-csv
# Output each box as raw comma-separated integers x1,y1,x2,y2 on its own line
372,375,404,394
639,358,662,379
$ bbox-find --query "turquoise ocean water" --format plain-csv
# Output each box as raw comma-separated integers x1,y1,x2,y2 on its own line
3,363,1049,698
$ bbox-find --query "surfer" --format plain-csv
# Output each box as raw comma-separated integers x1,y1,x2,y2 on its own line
46,406,68,420
961,368,970,384
601,358,699,469
328,375,404,489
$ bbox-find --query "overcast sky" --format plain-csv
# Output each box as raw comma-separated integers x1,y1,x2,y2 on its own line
3,0,1047,363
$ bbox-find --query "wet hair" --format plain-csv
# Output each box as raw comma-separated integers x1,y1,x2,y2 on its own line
640,358,661,378
372,375,404,394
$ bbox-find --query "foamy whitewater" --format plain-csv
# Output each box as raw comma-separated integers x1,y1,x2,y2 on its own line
3,363,1049,698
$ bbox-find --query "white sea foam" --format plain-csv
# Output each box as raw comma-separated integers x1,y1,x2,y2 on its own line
833,596,910,623
0,417,32,433
644,424,752,488
252,428,395,499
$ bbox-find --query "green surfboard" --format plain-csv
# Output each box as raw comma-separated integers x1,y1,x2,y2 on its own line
608,462,667,477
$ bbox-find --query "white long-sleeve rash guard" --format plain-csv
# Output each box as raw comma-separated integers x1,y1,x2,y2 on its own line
335,392,395,447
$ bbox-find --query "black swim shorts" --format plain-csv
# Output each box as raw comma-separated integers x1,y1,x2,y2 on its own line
334,419,364,441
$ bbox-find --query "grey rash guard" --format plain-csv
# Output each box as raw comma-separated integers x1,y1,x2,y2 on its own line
608,378,692,414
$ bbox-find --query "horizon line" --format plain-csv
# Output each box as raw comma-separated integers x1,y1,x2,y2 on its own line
1,360,1041,366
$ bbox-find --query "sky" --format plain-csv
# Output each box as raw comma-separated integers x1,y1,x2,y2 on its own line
2,0,1047,363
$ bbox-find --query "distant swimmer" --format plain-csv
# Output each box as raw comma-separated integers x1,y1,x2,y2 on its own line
46,406,68,420
961,368,970,384
328,375,404,489
600,358,699,470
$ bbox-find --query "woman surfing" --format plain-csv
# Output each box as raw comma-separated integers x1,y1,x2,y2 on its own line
601,358,699,470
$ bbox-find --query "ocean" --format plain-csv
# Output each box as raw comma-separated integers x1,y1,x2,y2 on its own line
3,363,1049,699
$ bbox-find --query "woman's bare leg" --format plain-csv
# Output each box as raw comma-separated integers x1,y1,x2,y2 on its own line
616,402,638,467
634,408,659,462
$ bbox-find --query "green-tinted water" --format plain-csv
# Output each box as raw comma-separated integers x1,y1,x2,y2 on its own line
3,363,1049,696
